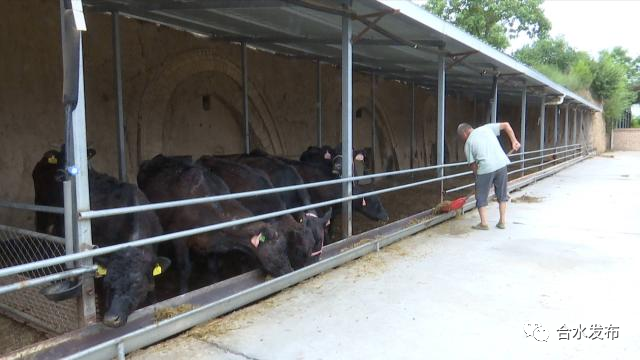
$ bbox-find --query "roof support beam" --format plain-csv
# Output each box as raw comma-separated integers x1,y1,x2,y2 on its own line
520,85,527,175
340,8,353,239
111,11,127,182
242,42,250,154
436,54,446,179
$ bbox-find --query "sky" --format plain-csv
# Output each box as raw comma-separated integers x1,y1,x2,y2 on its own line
413,0,640,114
507,0,640,58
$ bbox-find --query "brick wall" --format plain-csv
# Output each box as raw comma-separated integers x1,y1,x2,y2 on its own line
612,128,640,151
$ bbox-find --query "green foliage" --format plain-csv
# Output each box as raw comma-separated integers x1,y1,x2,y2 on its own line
423,0,550,50
515,37,594,93
631,116,640,128
588,52,636,128
514,37,576,72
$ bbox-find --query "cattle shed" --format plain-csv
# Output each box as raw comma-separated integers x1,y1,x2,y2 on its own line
0,0,604,358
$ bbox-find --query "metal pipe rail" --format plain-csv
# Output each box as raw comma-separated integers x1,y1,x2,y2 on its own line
508,150,581,176
52,153,592,360
0,224,66,246
507,146,581,167
80,160,469,220
0,266,96,296
0,168,473,281
0,143,583,291
0,201,63,214
444,145,581,194
506,143,580,158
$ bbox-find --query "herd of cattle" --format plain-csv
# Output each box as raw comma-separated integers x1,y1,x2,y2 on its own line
31,146,389,327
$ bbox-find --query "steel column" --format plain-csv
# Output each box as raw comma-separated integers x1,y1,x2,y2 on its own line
436,55,446,178
573,106,578,145
564,105,569,147
60,1,97,326
371,73,377,172
340,12,353,238
316,60,322,147
490,75,498,123
410,81,415,169
520,86,527,175
112,11,126,181
553,105,558,149
241,42,250,153
579,109,583,145
539,97,546,166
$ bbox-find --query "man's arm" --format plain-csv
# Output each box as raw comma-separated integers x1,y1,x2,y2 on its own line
499,122,521,152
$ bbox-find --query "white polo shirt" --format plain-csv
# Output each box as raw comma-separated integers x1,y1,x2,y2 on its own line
464,123,510,175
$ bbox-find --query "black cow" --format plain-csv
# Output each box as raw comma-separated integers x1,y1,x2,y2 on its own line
197,156,330,268
137,155,293,293
300,145,368,178
233,154,333,246
288,160,388,221
32,149,170,328
247,152,389,222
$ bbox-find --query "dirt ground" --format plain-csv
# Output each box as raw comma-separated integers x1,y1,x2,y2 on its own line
0,314,47,356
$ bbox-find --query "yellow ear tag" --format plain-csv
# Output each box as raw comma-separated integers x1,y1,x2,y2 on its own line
152,264,162,276
47,155,58,165
96,265,107,277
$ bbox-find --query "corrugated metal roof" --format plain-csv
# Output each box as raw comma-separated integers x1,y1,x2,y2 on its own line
84,0,602,111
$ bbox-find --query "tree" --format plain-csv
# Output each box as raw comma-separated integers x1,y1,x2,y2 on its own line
423,0,550,50
591,52,636,128
514,37,576,72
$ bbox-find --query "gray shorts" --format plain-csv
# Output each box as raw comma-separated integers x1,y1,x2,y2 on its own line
475,166,508,208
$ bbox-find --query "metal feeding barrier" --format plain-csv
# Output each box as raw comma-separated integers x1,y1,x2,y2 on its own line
7,148,590,360
0,143,584,295
0,142,587,359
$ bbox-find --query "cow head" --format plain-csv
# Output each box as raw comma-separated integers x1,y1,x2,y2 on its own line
96,248,170,328
250,225,293,277
303,208,332,261
279,218,315,270
352,188,389,221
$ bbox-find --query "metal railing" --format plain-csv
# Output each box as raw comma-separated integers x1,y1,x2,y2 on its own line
444,143,582,194
0,143,584,295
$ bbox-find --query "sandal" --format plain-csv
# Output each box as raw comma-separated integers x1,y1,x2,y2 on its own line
472,223,489,230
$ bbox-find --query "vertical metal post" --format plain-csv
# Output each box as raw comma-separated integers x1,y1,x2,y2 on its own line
564,105,569,147
473,94,477,123
490,75,498,123
539,97,546,166
242,42,250,153
553,105,558,149
410,81,415,169
520,86,527,175
371,72,377,173
573,106,578,145
579,109,584,153
436,55,446,202
340,11,353,239
316,60,322,147
112,11,126,181
60,1,96,326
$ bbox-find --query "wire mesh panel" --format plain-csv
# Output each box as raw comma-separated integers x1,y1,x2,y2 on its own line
0,225,78,335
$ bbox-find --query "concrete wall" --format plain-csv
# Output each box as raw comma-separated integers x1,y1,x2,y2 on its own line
0,1,599,229
612,129,640,151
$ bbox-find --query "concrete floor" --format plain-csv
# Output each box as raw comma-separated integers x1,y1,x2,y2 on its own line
131,152,640,360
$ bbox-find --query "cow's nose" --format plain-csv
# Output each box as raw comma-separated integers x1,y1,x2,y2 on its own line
103,313,124,328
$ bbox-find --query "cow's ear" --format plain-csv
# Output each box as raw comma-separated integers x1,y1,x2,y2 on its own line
251,233,266,248
87,148,96,159
322,208,332,227
152,257,171,276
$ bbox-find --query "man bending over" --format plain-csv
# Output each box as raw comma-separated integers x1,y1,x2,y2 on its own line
457,122,521,230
